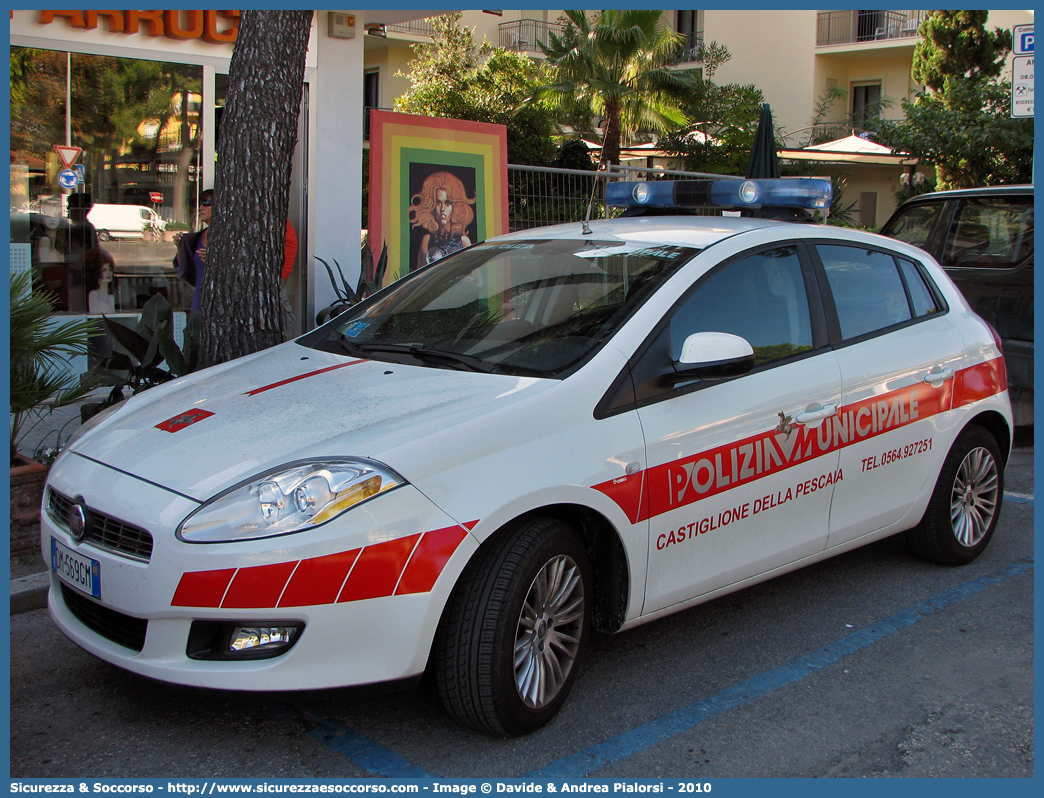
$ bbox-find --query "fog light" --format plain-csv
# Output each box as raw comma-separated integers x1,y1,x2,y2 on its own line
229,626,299,654
187,620,304,660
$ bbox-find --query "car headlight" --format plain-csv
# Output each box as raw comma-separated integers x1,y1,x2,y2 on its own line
177,458,406,543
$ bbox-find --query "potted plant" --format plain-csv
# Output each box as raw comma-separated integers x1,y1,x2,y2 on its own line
314,240,388,325
9,271,98,556
84,291,199,421
163,220,190,243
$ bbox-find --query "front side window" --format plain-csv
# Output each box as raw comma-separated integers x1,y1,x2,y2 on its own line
880,202,942,249
818,245,916,339
941,197,1034,269
307,240,696,377
670,246,813,366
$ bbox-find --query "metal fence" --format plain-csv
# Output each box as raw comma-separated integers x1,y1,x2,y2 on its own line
816,9,923,46
506,163,738,230
497,19,565,54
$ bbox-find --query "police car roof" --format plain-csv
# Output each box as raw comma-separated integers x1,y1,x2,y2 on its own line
491,214,789,250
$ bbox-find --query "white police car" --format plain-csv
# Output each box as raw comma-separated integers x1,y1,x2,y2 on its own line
43,178,1011,736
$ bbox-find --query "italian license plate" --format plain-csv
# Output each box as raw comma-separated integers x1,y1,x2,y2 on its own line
51,538,101,599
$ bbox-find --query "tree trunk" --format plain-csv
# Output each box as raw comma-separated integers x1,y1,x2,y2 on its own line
198,10,312,368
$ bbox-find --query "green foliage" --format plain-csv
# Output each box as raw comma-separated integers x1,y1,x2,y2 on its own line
9,271,99,457
656,43,765,175
878,11,1030,188
534,10,700,165
824,175,860,228
89,293,199,406
394,14,559,166
913,11,1011,92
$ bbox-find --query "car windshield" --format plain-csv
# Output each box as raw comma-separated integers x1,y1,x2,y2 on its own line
306,239,697,377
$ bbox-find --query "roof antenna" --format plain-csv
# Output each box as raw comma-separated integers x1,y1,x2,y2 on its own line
581,160,608,235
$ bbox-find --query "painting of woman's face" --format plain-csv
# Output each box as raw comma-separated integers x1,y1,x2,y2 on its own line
434,189,453,229
100,263,114,283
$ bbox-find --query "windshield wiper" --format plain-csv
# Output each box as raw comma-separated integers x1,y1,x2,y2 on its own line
340,340,501,374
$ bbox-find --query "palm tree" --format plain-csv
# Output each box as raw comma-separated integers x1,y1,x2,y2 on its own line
533,10,698,165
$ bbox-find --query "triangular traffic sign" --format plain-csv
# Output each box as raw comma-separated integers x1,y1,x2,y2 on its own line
54,145,82,169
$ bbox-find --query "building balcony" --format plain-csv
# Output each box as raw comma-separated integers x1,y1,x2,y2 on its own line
384,19,439,39
497,19,565,54
673,31,704,64
816,10,926,47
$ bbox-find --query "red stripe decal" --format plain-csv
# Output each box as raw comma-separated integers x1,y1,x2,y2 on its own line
244,360,367,396
593,360,1003,523
221,561,298,609
954,359,1007,407
171,568,236,607
395,525,470,595
338,535,421,603
278,549,361,607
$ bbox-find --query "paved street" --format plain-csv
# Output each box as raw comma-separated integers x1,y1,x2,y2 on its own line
9,449,1033,779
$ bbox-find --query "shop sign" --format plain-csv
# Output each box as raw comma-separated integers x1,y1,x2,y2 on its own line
37,10,240,44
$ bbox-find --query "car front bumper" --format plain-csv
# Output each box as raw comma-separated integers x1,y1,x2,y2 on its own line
41,452,478,691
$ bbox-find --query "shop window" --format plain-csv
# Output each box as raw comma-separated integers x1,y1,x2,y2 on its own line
10,47,204,317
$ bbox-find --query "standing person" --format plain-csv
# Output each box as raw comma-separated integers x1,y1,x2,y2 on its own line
409,171,476,272
173,189,212,313
280,219,298,338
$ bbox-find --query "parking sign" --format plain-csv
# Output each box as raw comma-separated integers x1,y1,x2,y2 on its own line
1013,24,1033,56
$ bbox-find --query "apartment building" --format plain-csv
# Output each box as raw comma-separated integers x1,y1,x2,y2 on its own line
362,8,1032,228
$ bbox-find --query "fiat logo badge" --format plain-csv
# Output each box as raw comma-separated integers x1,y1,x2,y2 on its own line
68,501,89,542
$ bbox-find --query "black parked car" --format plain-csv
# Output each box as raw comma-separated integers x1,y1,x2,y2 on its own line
880,185,1034,425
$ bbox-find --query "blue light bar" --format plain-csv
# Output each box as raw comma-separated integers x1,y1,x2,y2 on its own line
605,178,833,211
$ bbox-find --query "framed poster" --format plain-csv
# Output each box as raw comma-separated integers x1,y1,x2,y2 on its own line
369,111,509,286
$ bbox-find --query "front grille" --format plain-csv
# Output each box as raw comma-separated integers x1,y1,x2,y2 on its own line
47,489,154,561
60,584,148,652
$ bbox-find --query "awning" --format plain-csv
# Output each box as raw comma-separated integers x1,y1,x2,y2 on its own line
779,134,917,166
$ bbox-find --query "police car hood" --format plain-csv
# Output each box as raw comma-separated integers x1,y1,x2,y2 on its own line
71,342,552,500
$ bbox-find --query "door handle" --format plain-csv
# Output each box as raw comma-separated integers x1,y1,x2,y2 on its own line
924,367,954,385
795,404,838,425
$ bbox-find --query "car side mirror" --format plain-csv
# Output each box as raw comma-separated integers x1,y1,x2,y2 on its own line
670,332,756,382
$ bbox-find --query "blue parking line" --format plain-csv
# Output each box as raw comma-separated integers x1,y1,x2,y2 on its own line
266,700,438,778
274,555,1032,778
1004,492,1034,506
527,555,1035,778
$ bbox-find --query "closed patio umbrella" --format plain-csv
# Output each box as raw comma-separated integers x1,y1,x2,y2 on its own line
745,103,780,179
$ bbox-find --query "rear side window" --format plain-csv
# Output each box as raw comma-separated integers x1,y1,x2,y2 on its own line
881,202,942,248
942,197,1034,268
899,259,942,317
818,245,913,339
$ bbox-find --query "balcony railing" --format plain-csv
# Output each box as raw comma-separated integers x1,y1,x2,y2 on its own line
674,31,704,64
497,20,565,54
385,19,439,38
817,10,926,46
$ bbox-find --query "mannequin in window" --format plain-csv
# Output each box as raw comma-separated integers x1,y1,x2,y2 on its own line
85,248,118,315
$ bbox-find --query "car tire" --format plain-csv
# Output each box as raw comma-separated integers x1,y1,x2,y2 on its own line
97,230,111,242
434,516,592,736
905,425,1004,565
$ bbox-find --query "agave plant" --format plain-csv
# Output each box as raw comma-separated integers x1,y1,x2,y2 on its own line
89,292,199,409
9,271,99,462
314,240,389,325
